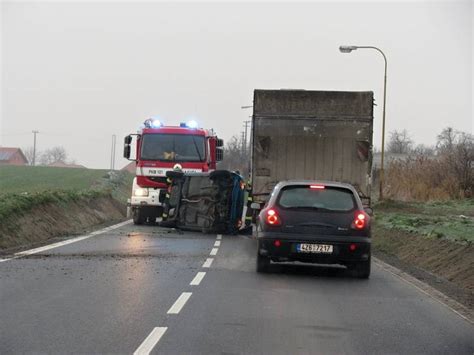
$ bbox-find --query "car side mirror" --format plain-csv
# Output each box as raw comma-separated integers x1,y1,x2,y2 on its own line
364,207,373,216
124,135,132,145
216,138,224,147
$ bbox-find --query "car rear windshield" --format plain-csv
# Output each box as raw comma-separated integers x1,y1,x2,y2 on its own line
277,185,356,212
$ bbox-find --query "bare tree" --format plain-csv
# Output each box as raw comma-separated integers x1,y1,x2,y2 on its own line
39,146,68,165
387,129,414,154
436,126,457,153
22,146,39,165
412,144,435,156
218,135,250,177
444,132,474,197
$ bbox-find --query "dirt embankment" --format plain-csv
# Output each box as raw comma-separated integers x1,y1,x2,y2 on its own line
373,225,474,309
0,195,126,251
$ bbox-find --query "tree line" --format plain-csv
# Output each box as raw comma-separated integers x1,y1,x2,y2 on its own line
22,146,76,166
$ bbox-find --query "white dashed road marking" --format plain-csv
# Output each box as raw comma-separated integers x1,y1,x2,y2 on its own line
167,292,192,314
190,272,206,286
202,258,213,268
133,327,167,355
137,233,221,352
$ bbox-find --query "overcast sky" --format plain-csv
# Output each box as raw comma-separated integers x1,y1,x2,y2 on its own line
1,0,472,169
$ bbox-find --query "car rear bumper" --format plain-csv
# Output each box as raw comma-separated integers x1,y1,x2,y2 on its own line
257,232,370,264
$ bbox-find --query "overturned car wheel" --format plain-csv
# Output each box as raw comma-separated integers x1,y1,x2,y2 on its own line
209,170,232,180
166,170,184,179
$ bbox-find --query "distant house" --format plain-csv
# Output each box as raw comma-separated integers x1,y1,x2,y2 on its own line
0,147,28,166
121,162,136,174
47,161,86,169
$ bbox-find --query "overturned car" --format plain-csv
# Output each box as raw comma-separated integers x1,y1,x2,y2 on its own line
160,170,247,234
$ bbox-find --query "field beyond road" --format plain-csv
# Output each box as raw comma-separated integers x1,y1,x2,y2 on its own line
0,165,111,194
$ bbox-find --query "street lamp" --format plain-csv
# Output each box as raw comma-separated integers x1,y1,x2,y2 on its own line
339,45,388,200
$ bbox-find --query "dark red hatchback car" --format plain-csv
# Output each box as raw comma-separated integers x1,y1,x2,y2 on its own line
256,181,372,278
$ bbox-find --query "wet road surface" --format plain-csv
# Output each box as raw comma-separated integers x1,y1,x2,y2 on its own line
1,221,473,354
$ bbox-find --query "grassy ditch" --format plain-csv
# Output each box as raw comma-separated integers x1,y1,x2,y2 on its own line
372,199,473,307
374,199,474,244
0,166,133,250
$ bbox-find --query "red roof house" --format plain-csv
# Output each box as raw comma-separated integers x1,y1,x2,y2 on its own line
0,147,28,166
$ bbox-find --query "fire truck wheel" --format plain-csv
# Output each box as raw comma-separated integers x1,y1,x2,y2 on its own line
132,209,145,225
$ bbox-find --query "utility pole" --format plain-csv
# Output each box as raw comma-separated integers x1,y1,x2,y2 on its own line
110,134,116,171
240,131,245,155
243,120,251,154
32,130,39,166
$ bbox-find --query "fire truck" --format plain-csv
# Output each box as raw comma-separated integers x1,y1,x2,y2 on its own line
123,118,224,224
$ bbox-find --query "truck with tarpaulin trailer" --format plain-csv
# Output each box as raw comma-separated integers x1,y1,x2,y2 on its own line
250,89,374,208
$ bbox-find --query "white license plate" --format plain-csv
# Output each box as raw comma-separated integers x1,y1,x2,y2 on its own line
297,243,333,254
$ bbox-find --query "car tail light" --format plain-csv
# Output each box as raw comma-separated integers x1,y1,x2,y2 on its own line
274,240,281,247
310,185,325,189
352,211,367,230
265,209,281,226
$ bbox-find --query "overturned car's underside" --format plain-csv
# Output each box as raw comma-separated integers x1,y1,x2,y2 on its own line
160,170,245,234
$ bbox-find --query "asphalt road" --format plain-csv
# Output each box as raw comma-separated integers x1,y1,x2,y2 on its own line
1,221,473,354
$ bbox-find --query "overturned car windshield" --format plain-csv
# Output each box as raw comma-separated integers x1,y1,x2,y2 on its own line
277,186,356,212
140,134,205,162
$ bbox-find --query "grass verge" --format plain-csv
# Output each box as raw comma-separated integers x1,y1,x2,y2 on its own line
373,199,473,308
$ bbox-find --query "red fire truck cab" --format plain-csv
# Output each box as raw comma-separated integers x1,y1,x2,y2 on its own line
124,118,224,224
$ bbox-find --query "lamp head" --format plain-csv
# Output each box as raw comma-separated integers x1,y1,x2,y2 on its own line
339,45,358,53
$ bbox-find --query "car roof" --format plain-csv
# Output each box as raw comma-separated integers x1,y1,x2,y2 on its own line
275,180,357,190
268,180,363,208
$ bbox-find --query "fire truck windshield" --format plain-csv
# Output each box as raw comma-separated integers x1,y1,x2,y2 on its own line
140,133,206,162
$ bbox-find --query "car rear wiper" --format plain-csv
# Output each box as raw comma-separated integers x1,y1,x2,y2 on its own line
286,206,332,212
296,222,336,228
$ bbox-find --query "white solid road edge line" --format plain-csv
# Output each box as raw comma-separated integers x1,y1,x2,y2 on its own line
202,258,213,268
210,248,218,256
0,258,13,263
214,240,221,247
216,234,222,240
190,272,206,286
133,327,167,355
14,220,132,257
167,292,192,314
374,257,474,324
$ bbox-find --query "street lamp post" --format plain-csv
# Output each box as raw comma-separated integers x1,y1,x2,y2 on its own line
339,45,387,200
